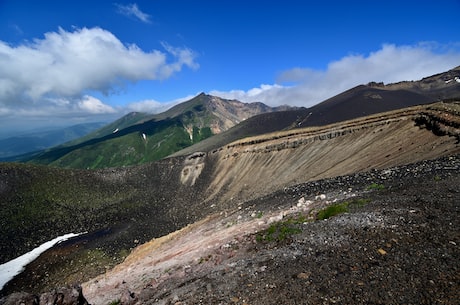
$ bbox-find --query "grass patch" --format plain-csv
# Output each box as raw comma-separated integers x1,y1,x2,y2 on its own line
316,202,349,220
367,183,385,191
316,198,370,220
256,213,307,243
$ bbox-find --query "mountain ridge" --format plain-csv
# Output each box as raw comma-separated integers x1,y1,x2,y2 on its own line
170,66,460,157
21,94,290,169
1,67,460,303
10,66,460,168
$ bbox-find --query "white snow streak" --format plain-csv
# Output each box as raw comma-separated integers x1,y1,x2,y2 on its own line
0,232,84,290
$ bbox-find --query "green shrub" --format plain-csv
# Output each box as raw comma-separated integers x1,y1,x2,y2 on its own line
316,198,370,220
367,183,385,190
316,203,349,220
256,214,306,243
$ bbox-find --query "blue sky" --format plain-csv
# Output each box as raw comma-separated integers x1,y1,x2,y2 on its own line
0,0,459,136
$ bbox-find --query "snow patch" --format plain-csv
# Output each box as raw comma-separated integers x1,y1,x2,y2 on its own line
0,232,84,290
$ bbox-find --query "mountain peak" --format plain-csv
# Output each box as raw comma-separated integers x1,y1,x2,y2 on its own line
23,93,291,168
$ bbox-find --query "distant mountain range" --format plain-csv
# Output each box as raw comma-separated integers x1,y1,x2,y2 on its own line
6,66,460,168
0,122,105,159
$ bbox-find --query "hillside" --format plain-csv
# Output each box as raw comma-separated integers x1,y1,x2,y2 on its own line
23,93,289,169
171,66,460,157
1,101,459,303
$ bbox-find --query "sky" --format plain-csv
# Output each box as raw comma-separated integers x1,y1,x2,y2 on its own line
0,0,459,137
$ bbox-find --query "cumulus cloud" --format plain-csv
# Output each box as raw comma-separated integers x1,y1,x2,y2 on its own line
115,3,151,23
215,43,460,107
126,93,199,113
77,95,116,114
0,26,198,111
125,99,169,114
210,84,286,102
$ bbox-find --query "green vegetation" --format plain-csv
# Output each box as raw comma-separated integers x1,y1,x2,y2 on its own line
316,202,349,220
316,198,370,220
29,121,214,169
25,95,218,169
198,254,213,264
367,183,385,191
257,201,371,243
256,214,307,243
108,300,121,305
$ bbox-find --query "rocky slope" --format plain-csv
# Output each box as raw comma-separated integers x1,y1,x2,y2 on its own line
1,101,459,302
2,154,459,304
171,66,460,158
82,154,460,305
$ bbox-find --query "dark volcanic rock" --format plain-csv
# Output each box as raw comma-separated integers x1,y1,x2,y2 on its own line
0,292,38,305
115,155,460,305
0,285,88,305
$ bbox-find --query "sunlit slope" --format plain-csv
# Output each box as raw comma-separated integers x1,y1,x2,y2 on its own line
25,93,281,168
202,102,460,204
46,120,211,169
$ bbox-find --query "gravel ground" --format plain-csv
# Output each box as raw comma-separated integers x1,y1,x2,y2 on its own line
1,155,459,304
132,155,460,305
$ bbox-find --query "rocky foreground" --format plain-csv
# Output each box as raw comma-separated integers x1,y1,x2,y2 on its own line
87,154,459,305
4,154,458,305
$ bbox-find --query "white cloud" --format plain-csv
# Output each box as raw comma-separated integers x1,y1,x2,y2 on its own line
77,95,116,114
115,3,151,23
125,93,199,113
126,99,165,113
0,27,198,110
210,84,285,102
214,43,460,107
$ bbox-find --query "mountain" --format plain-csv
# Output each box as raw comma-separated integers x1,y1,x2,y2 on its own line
22,93,291,169
170,66,460,157
0,122,105,160
295,65,460,127
1,67,460,303
18,67,460,168
1,100,459,302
